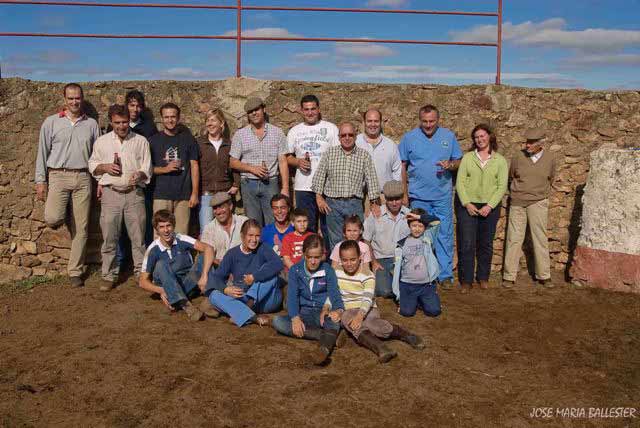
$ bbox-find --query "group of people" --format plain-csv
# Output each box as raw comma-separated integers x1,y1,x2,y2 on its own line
34,83,557,364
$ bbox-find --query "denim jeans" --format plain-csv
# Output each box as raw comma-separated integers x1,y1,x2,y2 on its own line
375,257,395,298
272,307,340,338
209,277,282,327
411,198,454,282
399,281,441,318
152,253,215,308
241,178,279,226
456,202,501,284
296,190,330,251
199,193,214,235
325,197,364,251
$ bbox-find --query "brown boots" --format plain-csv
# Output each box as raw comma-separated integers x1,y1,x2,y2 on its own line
308,329,339,365
389,324,426,350
357,331,397,363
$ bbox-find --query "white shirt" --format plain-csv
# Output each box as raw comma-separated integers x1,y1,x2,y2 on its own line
208,137,223,153
200,214,248,260
474,149,492,169
355,133,401,190
287,120,340,191
531,149,544,164
88,131,153,188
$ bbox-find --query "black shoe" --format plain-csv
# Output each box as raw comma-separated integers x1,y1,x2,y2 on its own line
390,324,425,350
357,331,397,363
69,276,84,288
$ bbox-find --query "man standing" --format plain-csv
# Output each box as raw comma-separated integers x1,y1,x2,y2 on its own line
89,104,153,291
230,97,289,226
502,128,557,288
261,194,294,256
399,104,462,289
287,94,339,233
149,103,199,235
200,192,248,265
34,83,100,287
312,122,380,251
355,109,401,197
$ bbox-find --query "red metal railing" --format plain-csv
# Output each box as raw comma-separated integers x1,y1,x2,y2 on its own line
0,0,503,84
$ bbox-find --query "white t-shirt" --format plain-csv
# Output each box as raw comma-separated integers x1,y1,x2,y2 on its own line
287,120,339,191
209,137,223,153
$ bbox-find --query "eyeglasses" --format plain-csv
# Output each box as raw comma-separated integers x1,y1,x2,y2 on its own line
339,133,355,138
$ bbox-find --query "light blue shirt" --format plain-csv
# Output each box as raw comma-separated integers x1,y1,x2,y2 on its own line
355,133,401,191
398,126,462,201
363,205,410,259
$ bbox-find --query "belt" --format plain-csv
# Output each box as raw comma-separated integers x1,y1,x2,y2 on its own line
327,196,361,201
49,167,88,173
106,185,137,194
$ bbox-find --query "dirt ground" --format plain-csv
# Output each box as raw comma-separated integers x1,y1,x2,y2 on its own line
1,272,638,428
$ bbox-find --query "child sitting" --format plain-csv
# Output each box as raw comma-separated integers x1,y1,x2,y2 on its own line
272,234,344,365
392,208,442,318
330,215,372,270
281,208,314,270
334,240,425,363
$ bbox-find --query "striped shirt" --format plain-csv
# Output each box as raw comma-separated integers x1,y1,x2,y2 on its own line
311,145,380,200
230,123,288,179
335,269,376,313
35,111,101,183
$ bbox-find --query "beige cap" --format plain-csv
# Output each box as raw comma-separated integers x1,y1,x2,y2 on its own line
209,192,232,207
382,180,404,198
524,128,546,141
244,97,264,113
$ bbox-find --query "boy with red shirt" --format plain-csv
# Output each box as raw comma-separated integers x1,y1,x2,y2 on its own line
282,208,314,269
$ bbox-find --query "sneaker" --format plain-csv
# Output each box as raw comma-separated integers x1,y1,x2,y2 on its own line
198,298,220,318
69,276,84,288
182,301,204,321
440,278,455,291
99,280,114,292
502,279,515,289
539,278,554,289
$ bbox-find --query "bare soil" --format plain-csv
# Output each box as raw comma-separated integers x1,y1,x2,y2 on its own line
1,273,638,428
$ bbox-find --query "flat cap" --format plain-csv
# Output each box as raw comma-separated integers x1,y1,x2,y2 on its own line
209,192,232,207
383,180,404,198
244,97,264,113
524,128,546,141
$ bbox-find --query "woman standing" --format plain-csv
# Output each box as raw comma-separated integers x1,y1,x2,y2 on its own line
455,124,508,293
197,108,239,233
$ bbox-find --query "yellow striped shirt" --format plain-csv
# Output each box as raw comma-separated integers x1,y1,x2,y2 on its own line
335,269,376,312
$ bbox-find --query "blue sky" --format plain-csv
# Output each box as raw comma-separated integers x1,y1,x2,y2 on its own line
1,0,639,89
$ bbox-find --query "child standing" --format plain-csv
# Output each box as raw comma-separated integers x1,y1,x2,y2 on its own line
392,208,442,318
330,215,372,270
272,234,344,365
335,240,425,363
281,208,314,269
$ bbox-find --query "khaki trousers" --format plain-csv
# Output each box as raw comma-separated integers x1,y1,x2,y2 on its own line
503,198,551,281
44,170,92,278
341,308,393,340
152,199,190,235
100,187,146,281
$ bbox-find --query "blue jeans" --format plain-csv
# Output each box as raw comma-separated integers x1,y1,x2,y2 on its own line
199,193,214,235
296,190,330,252
152,254,215,308
399,281,441,318
411,198,454,282
325,197,364,251
272,307,340,338
241,178,279,226
375,257,395,298
209,277,282,327
456,201,501,284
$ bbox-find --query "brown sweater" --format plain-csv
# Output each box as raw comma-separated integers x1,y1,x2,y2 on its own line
198,136,240,193
509,149,556,207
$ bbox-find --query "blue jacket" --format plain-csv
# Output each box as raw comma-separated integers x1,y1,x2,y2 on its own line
392,218,440,300
287,260,344,318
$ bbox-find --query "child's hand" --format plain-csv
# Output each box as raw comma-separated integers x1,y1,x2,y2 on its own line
349,311,365,331
371,260,384,273
292,316,305,338
319,305,331,326
243,274,255,286
328,310,342,322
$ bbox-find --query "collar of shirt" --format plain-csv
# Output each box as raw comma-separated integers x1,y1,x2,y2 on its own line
380,205,409,220
130,119,141,128
250,123,270,140
208,137,223,146
58,109,87,125
340,145,357,156
110,130,135,143
157,237,178,252
420,126,439,140
531,149,544,163
474,149,492,165
308,268,326,293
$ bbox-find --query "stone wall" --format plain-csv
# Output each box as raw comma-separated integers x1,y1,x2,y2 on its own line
1,77,639,282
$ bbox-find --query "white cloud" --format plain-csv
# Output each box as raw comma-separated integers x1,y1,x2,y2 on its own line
335,42,395,58
451,18,640,52
293,52,330,60
222,27,300,38
562,53,640,67
366,0,409,7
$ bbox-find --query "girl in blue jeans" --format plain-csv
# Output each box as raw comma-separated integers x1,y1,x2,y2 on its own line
392,208,442,317
272,234,344,365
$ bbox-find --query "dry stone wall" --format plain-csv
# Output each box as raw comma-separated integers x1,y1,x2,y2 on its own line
1,77,639,282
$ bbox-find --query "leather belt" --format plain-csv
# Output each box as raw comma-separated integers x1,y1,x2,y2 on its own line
106,185,137,194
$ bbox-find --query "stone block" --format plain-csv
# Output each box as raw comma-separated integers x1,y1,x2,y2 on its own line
40,227,72,249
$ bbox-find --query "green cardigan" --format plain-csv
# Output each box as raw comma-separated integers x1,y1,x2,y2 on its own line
455,151,508,208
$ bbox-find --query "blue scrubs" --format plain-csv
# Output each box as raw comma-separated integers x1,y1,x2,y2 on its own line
399,126,462,281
